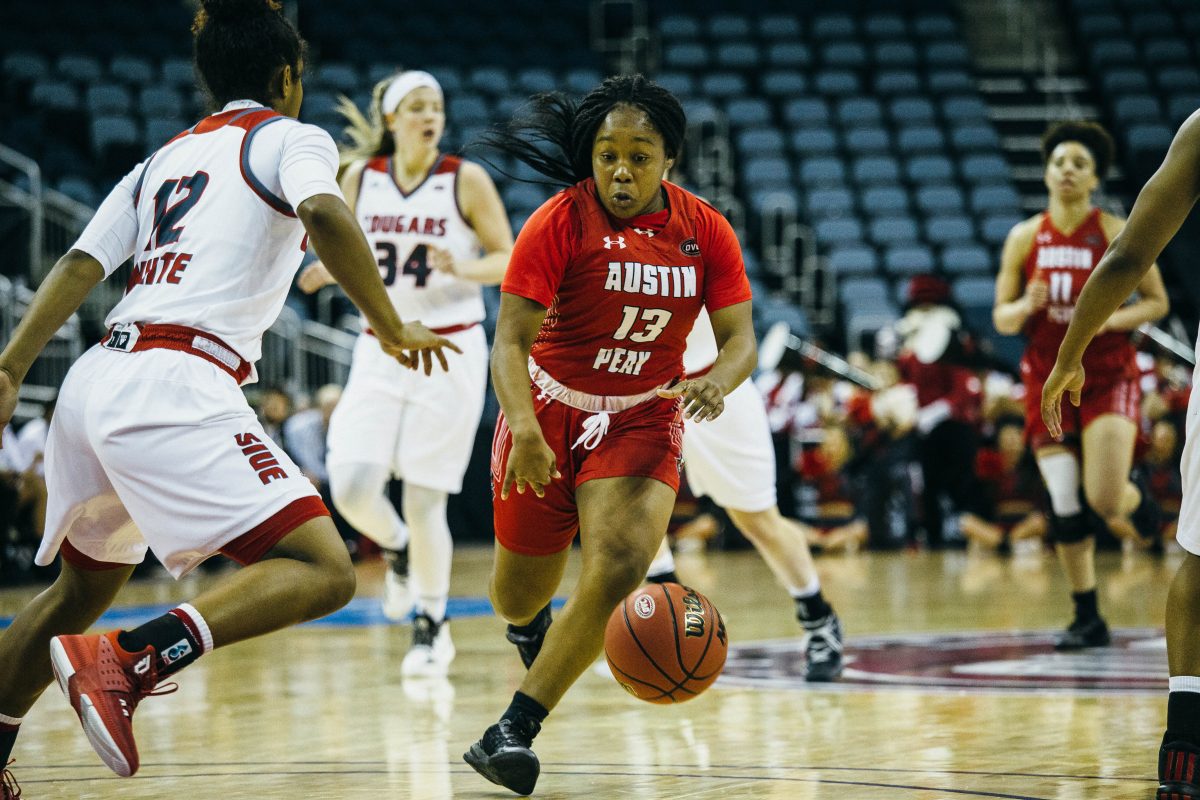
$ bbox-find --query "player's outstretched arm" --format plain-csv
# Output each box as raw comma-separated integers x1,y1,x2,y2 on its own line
1043,112,1200,436
297,193,461,373
0,251,104,431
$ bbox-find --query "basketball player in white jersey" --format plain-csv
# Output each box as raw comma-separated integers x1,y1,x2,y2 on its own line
298,70,513,676
0,0,458,786
646,310,845,681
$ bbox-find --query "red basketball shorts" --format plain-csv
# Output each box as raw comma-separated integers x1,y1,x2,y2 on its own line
492,386,684,557
1023,371,1141,451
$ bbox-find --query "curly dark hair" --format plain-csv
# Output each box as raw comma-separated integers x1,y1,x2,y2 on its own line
1041,120,1116,180
477,73,686,187
192,0,307,108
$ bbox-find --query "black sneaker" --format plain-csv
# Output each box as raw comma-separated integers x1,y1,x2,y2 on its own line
464,719,541,796
1158,736,1200,798
506,604,551,670
803,614,844,682
1132,467,1165,544
1054,616,1111,650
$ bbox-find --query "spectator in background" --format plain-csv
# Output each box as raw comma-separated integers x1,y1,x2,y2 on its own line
0,423,47,564
16,396,54,477
895,275,984,549
256,385,293,447
1144,418,1183,544
796,425,868,553
959,415,1048,552
283,384,342,487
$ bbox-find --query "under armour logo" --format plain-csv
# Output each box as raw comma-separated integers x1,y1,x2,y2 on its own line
632,227,656,237
603,235,626,249
1036,232,1052,244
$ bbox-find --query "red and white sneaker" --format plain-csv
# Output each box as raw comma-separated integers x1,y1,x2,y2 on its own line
2,760,20,799
49,632,176,777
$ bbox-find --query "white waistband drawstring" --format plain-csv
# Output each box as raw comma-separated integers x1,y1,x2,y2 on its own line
572,411,611,451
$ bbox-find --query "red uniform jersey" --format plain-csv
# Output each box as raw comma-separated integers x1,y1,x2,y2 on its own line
1021,208,1136,384
502,178,751,396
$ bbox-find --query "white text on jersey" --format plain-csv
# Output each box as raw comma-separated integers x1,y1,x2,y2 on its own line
1036,246,1093,270
364,215,447,237
604,262,697,298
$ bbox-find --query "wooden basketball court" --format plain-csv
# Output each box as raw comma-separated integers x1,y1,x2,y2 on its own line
0,546,1171,798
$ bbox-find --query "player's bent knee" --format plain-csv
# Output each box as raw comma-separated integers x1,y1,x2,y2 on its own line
1048,510,1092,545
323,560,357,613
1082,491,1122,522
583,550,646,605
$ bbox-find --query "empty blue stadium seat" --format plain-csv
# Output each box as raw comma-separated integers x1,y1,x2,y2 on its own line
926,42,971,67
469,66,510,95
90,114,140,155
758,297,813,339
1168,95,1200,124
896,126,946,153
828,246,880,275
782,97,832,128
503,183,549,213
762,71,807,97
853,155,901,185
1077,13,1123,38
1144,38,1192,67
870,216,920,246
1102,69,1152,95
565,69,602,95
30,79,79,111
927,69,974,94
942,95,990,122
161,57,194,87
144,117,188,147
925,215,975,245
2,52,48,83
790,128,839,155
816,218,866,248
836,97,883,125
56,54,103,83
109,55,154,86
961,154,1011,184
448,94,490,125
815,71,861,95
56,175,97,207
654,72,695,98
701,73,747,99
864,15,907,38
717,42,760,69
139,86,182,118
823,42,868,70
660,15,701,39
805,187,856,218
745,157,794,187
885,245,936,275
1159,68,1200,94
767,42,813,69
917,185,967,214
1113,94,1163,125
941,244,992,274
736,128,786,157
890,96,936,124
861,187,909,215
875,70,921,95
906,155,956,184
971,185,1022,215
758,14,802,40
874,41,919,68
725,98,771,127
515,68,557,94
426,67,464,95
952,277,996,307
844,127,891,154
951,124,1002,151
913,14,958,39
1125,123,1176,157
838,276,889,303
980,213,1024,245
315,63,360,93
493,95,525,120
1129,11,1175,37
798,157,847,187
749,189,800,215
85,84,132,116
1089,38,1138,66
708,14,752,39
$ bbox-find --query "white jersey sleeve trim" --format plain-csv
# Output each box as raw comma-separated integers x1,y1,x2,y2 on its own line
71,162,144,277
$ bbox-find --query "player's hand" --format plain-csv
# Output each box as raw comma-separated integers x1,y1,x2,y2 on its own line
428,246,455,275
377,322,463,375
297,260,336,294
1040,359,1085,440
1025,278,1049,311
0,368,17,445
502,431,560,500
657,377,726,422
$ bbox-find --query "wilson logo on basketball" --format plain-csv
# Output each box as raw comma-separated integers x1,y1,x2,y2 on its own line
682,589,706,638
634,594,655,619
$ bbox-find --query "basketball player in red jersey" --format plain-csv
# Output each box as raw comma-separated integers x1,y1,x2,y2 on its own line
994,121,1168,650
1041,111,1200,800
0,0,456,790
461,75,756,795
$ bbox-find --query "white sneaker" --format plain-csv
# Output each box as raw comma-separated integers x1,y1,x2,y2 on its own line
401,614,456,677
381,547,413,622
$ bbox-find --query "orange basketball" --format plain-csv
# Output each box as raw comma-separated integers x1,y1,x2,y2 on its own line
604,582,728,704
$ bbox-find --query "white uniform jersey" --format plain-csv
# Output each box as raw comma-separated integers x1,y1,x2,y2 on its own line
73,100,342,379
354,154,484,330
683,306,719,374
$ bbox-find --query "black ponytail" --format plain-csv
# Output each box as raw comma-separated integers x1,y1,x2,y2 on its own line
477,74,686,187
193,0,307,108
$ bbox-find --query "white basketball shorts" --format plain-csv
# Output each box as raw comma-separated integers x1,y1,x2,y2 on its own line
1175,372,1200,555
682,377,777,513
36,345,324,578
326,324,488,494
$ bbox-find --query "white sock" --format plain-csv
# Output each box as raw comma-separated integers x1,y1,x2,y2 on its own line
1170,676,1200,693
1036,451,1083,516
329,463,409,550
647,544,677,578
0,712,22,727
789,576,822,599
404,485,452,624
174,602,214,654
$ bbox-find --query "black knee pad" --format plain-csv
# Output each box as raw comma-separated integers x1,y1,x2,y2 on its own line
1048,510,1093,545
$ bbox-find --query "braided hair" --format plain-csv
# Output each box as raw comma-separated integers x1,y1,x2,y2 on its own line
192,0,307,108
478,74,686,186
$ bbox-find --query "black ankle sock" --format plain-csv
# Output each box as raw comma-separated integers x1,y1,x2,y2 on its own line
794,590,833,622
503,690,548,736
118,611,203,677
1168,692,1200,745
647,570,679,585
1071,589,1099,622
509,605,550,635
0,725,17,765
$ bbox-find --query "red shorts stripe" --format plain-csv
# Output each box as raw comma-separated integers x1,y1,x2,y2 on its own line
219,496,330,566
59,538,131,571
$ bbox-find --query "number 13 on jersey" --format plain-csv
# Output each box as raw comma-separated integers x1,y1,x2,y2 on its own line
594,304,673,375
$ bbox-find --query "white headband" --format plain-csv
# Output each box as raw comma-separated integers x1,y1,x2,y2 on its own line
382,71,443,115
